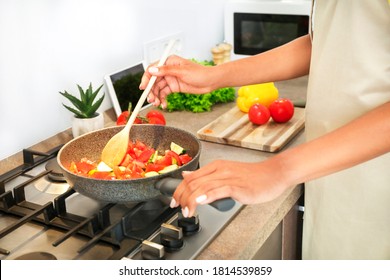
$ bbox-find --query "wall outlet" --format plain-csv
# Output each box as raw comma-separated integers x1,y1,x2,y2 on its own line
143,32,184,65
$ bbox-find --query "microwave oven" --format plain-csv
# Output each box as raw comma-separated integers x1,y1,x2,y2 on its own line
224,0,311,60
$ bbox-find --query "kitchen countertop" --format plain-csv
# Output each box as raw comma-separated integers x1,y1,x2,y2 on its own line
0,76,308,260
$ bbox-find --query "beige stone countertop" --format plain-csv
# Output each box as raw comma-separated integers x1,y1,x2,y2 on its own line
0,77,307,260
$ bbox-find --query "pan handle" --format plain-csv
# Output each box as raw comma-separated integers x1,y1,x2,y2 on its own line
155,177,236,212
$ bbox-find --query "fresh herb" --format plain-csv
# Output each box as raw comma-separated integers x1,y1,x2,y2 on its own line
165,60,235,113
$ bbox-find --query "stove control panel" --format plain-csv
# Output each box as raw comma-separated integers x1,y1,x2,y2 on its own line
125,212,203,260
141,240,165,260
124,202,242,260
160,223,184,251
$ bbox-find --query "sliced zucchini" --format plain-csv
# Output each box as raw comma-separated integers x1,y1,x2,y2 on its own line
96,161,113,172
170,142,185,155
158,164,179,174
145,171,159,177
148,150,159,163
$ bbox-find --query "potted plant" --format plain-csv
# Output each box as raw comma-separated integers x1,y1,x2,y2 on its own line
60,83,105,137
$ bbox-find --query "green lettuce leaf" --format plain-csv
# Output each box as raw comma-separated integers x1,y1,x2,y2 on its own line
166,60,235,113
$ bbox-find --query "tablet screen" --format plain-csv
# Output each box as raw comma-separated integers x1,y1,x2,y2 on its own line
105,62,149,117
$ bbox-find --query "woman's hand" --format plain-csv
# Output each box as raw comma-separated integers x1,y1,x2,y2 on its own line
170,159,291,218
139,55,217,108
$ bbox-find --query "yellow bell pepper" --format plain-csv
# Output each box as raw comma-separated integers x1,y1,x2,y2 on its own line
236,82,279,113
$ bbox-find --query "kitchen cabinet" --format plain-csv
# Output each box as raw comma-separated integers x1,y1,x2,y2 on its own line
252,194,304,260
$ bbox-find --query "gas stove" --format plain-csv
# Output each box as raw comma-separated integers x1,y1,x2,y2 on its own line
0,146,242,260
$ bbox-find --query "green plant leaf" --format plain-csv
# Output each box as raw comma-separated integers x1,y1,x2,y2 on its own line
62,103,84,118
60,83,105,118
84,93,105,118
89,83,103,106
85,83,94,106
59,91,85,111
77,84,87,105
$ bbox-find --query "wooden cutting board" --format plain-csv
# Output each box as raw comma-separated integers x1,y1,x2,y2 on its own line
197,106,305,152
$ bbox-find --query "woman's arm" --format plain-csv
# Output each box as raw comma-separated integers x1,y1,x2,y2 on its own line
210,34,312,89
140,35,312,107
172,101,390,217
277,101,390,186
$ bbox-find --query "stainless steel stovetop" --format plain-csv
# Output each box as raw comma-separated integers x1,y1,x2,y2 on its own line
0,146,242,260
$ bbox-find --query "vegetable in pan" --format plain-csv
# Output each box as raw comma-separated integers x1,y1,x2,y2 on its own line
68,141,192,180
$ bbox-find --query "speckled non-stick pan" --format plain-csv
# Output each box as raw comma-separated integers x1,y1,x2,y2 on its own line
57,125,201,203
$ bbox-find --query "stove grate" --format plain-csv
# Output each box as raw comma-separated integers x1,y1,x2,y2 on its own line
0,146,180,260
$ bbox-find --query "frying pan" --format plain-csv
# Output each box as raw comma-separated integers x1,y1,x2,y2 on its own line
57,125,234,211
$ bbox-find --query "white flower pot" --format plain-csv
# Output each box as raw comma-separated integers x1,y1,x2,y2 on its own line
72,113,104,138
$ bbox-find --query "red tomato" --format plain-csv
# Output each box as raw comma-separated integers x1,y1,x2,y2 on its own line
134,140,148,151
145,163,165,173
116,111,129,125
179,154,192,165
248,103,271,125
146,110,166,125
137,148,155,163
116,111,144,125
166,150,182,166
269,98,294,123
75,161,96,174
148,117,165,125
134,116,144,124
90,171,114,180
156,154,173,167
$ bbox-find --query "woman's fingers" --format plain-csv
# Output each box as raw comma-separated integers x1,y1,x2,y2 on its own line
171,165,237,217
169,160,288,218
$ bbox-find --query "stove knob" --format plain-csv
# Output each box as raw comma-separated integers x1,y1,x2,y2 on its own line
141,240,165,260
178,213,200,235
160,223,183,251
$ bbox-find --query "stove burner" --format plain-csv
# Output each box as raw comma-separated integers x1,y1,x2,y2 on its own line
33,158,69,195
45,158,66,182
15,252,57,260
34,179,70,195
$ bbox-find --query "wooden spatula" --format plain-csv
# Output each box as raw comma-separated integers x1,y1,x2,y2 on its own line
101,40,176,167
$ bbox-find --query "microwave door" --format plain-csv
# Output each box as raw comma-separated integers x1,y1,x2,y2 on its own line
233,13,309,56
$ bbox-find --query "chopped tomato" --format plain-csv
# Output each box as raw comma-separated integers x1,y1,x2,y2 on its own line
137,148,155,163
179,154,192,165
135,140,148,151
90,171,114,180
166,150,182,166
113,167,125,179
156,154,173,166
69,140,192,180
145,163,166,173
120,154,132,167
129,161,144,174
113,167,141,179
130,172,144,179
75,161,96,174
132,160,146,170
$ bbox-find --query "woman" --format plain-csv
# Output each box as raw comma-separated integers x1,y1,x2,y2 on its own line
140,0,390,259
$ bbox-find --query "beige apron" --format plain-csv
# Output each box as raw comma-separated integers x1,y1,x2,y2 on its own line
302,0,390,259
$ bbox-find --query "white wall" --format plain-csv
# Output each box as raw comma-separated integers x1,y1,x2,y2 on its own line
0,0,228,160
